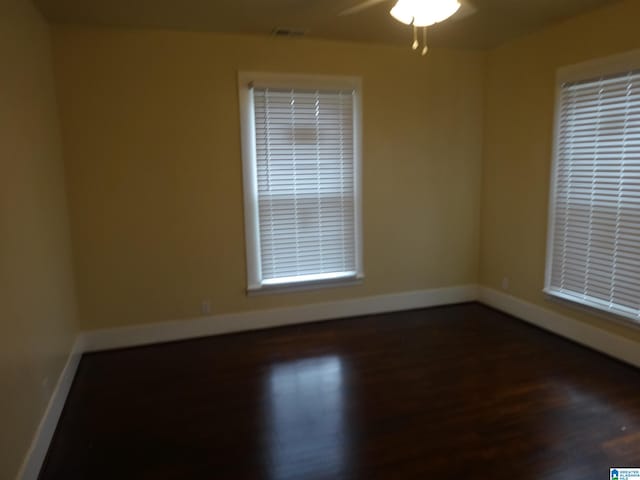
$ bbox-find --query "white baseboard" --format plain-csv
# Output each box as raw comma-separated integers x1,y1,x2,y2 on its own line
17,336,83,480
478,287,640,369
82,285,479,352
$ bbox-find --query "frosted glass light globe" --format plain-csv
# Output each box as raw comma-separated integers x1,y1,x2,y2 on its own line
390,0,461,27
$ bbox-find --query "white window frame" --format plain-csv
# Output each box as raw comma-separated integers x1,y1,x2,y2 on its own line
238,72,364,294
545,49,640,324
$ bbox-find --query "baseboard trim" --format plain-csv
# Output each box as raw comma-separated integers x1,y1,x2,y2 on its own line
478,287,640,369
17,336,83,480
82,285,479,352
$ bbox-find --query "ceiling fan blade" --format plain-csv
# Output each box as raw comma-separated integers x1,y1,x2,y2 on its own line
338,0,388,16
450,0,478,21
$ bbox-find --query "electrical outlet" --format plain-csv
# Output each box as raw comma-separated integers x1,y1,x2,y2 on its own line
201,300,211,315
502,277,510,290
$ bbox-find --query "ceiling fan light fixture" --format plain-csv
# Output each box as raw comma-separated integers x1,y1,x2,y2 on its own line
390,0,461,27
389,0,461,56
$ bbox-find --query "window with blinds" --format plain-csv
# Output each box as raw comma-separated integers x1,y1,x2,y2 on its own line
239,73,363,292
546,63,640,322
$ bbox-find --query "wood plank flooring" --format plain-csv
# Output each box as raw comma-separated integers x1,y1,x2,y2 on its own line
40,303,640,479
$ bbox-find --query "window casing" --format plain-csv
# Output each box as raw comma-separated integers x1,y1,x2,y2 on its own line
545,50,640,323
239,72,363,293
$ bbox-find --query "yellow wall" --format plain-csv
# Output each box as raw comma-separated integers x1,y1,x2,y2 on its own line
53,27,485,331
0,1,78,478
481,0,640,342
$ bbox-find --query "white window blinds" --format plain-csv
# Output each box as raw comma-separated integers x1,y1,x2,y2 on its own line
547,69,640,322
250,86,358,287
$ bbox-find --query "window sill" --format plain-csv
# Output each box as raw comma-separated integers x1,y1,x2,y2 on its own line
543,288,640,331
247,275,364,296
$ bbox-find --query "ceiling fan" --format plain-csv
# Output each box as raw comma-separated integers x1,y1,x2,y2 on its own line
339,0,477,55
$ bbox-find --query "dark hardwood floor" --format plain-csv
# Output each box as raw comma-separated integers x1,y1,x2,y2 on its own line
40,303,640,479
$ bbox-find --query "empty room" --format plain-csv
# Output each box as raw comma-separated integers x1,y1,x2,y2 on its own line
4,0,640,478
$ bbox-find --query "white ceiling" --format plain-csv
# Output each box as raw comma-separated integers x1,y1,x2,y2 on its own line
35,0,621,49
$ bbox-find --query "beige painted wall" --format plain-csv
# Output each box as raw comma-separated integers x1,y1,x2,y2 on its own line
0,0,78,478
481,0,640,342
53,27,485,331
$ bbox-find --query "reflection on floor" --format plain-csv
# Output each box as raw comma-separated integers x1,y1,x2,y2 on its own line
266,356,347,479
40,303,640,479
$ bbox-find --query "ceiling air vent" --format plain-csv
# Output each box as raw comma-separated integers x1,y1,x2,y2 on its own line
272,27,307,37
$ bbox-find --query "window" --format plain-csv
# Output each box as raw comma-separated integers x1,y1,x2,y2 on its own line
546,51,640,323
238,72,363,293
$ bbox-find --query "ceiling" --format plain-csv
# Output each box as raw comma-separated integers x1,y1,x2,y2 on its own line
35,0,620,50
